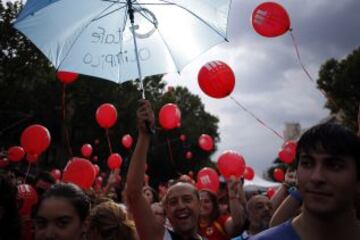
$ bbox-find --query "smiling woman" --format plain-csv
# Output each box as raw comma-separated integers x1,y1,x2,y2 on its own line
32,183,90,240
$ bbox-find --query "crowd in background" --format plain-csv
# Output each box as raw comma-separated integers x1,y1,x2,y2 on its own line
1,101,360,240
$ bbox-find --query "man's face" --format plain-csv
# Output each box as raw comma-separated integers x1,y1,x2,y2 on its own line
297,150,360,216
165,183,200,235
248,195,273,230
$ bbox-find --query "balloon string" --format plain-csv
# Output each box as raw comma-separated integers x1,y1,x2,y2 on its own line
289,30,314,83
105,129,113,154
166,137,176,167
289,30,340,109
62,84,73,157
23,163,31,184
230,96,284,140
0,114,32,134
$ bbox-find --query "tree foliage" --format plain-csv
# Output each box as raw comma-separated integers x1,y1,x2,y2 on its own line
317,47,360,131
0,1,219,186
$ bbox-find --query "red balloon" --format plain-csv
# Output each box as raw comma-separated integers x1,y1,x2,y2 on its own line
81,144,93,158
96,103,118,129
217,150,246,179
0,158,9,168
267,187,276,199
7,146,25,162
26,153,39,164
56,71,79,84
50,169,62,180
278,148,294,164
93,164,100,176
282,140,297,152
243,166,255,180
121,134,133,149
158,103,181,130
63,158,96,189
185,151,193,159
179,134,186,142
198,61,235,98
198,134,214,152
17,184,38,216
21,124,51,155
252,2,291,37
273,168,285,182
107,153,123,170
196,167,219,193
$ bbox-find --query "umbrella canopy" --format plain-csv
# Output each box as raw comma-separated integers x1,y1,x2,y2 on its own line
13,0,231,84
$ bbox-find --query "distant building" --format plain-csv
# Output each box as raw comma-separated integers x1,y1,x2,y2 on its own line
283,122,302,141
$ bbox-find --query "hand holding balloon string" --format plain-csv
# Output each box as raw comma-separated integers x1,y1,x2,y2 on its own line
137,99,155,136
227,176,246,205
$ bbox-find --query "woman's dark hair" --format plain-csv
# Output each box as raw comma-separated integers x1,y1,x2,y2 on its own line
0,175,22,240
142,185,159,203
199,189,220,222
33,183,90,222
295,122,360,177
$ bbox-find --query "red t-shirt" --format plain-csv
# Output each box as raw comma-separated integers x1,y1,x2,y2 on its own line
199,215,230,240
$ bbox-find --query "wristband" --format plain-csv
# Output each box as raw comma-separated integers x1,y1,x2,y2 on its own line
288,187,303,203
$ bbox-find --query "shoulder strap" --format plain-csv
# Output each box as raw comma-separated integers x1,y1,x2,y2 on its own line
213,220,227,238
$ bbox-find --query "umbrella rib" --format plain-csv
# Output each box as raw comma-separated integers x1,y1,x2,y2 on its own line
157,0,227,40
92,5,127,22
154,26,182,72
131,4,180,71
133,5,158,26
58,3,120,69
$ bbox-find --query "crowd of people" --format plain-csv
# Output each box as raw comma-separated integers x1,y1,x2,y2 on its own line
1,100,360,240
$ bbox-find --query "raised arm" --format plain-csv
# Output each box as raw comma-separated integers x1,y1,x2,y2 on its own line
125,100,164,240
224,177,247,237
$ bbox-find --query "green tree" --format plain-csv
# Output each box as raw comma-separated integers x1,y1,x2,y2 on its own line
317,47,360,131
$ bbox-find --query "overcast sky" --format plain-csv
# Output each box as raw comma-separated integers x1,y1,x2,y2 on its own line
162,0,360,176
7,0,360,178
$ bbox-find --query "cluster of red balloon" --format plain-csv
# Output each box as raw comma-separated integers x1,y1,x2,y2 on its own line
179,134,186,142
50,169,61,181
278,140,297,164
17,184,38,216
251,2,291,38
158,103,181,130
198,134,214,152
62,157,96,189
217,150,246,180
7,146,25,162
243,166,255,181
185,151,193,160
57,71,79,85
96,103,118,129
107,153,123,170
81,143,93,158
273,168,285,182
266,187,276,199
121,134,133,149
198,61,235,98
20,124,51,164
196,167,219,193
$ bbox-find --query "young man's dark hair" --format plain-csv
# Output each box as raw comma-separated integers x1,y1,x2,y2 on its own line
295,122,360,177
